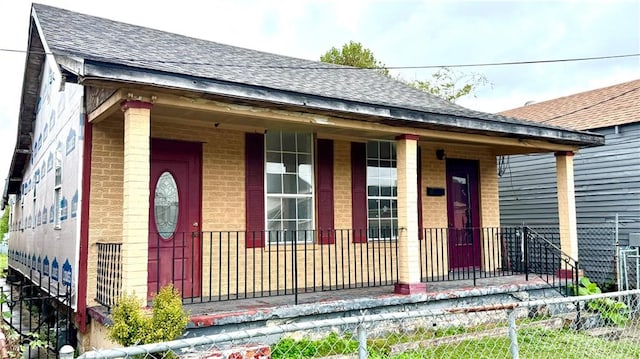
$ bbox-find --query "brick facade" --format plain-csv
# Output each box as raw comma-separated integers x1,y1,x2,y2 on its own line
85,117,504,349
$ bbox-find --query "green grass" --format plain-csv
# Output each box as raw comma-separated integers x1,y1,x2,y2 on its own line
271,327,640,359
395,328,640,359
0,253,7,273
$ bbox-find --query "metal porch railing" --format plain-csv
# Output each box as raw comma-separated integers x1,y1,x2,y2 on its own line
94,226,580,308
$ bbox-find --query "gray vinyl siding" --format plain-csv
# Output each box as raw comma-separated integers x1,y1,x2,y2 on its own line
499,122,640,284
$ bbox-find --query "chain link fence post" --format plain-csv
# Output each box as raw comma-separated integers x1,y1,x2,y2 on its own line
357,321,368,359
507,309,519,359
59,345,75,359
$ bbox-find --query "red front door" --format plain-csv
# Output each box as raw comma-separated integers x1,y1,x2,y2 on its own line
148,139,202,300
446,159,481,270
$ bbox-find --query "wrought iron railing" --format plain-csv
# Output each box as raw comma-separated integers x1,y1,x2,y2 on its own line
524,226,580,296
95,226,579,307
149,229,399,305
96,243,123,309
419,227,524,286
1,268,73,358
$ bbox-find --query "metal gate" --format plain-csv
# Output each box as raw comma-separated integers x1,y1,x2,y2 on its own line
1,269,74,358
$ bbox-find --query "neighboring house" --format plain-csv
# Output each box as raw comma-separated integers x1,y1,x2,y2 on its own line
2,4,602,352
499,79,640,285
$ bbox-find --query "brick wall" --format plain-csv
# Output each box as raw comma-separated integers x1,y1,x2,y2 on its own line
333,140,352,230
86,119,504,305
151,121,246,230
419,142,500,274
87,117,124,307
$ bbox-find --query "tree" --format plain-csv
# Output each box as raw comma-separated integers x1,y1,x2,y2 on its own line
320,41,389,76
320,41,489,103
408,67,490,103
0,208,8,240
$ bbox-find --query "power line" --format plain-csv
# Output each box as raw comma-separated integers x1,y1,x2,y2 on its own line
538,85,640,124
0,47,638,69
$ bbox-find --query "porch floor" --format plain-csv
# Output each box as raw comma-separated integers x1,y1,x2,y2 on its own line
185,274,566,328
88,274,567,331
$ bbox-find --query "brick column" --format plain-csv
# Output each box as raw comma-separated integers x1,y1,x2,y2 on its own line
555,151,578,261
121,100,152,302
394,134,426,294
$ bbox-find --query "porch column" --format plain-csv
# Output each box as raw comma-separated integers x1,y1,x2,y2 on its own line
555,151,578,261
121,100,152,302
394,134,426,294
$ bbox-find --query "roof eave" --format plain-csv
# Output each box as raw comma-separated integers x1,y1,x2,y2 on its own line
3,14,48,206
79,60,604,148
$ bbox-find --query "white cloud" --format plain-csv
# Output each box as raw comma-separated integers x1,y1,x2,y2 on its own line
0,0,639,183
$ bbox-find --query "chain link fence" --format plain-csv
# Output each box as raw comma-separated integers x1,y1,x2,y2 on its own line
77,289,640,359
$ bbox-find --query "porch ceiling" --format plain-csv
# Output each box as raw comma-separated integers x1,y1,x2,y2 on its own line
93,88,580,155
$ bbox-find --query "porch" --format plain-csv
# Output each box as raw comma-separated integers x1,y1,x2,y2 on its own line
93,226,578,310
86,271,565,338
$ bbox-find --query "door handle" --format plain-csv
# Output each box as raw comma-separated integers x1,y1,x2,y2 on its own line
192,222,199,238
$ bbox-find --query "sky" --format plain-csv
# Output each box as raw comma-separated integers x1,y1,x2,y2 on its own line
0,0,639,193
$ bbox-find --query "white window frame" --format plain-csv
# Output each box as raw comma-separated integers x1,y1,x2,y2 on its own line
32,181,37,228
366,141,398,241
54,144,63,229
264,131,315,244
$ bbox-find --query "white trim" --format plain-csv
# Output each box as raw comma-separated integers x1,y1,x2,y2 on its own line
264,131,315,244
366,141,398,241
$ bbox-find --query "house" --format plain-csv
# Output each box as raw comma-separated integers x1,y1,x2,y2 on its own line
498,79,640,286
2,4,603,353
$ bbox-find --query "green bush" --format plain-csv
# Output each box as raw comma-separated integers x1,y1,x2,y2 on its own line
108,284,188,347
573,276,629,326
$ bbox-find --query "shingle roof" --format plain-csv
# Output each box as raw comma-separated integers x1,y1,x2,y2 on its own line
24,3,608,152
33,4,459,112
500,79,640,131
31,3,561,130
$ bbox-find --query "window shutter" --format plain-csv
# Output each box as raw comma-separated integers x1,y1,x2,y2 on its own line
245,133,265,248
417,146,424,240
317,139,335,244
351,142,368,243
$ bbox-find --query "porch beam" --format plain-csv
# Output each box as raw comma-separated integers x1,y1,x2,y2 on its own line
395,134,426,294
152,95,579,153
87,89,126,124
121,99,152,302
555,151,578,261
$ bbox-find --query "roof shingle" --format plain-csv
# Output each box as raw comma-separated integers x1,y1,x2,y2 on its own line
32,3,567,130
500,79,640,130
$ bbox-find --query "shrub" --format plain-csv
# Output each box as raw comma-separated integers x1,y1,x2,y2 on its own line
108,284,188,347
573,276,629,326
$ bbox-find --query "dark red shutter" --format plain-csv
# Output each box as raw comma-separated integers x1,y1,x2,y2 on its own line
351,142,367,243
245,133,265,248
417,146,424,240
317,139,335,244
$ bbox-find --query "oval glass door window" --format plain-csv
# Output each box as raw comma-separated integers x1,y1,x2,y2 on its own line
155,172,179,239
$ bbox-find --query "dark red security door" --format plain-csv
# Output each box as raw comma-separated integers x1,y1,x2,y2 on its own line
148,138,202,300
446,159,481,270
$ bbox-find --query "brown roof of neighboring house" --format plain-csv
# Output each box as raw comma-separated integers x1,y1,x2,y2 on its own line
499,79,640,131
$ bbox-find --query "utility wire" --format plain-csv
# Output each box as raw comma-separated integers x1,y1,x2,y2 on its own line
538,85,640,123
0,47,638,69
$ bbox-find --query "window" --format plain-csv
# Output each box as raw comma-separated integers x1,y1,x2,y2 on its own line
54,143,62,229
367,141,398,240
32,183,37,229
265,131,314,243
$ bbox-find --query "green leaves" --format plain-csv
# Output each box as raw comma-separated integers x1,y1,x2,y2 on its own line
319,41,490,103
320,41,389,76
574,276,629,326
408,68,490,103
0,208,9,240
108,284,188,348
